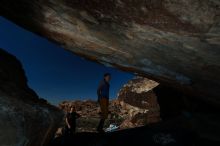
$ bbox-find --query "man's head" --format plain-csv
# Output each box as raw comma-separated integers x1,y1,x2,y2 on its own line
104,73,111,82
70,106,76,113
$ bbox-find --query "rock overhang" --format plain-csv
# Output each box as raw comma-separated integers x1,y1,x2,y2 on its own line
0,0,220,106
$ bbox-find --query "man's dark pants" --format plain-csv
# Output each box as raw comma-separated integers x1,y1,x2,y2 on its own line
97,98,109,131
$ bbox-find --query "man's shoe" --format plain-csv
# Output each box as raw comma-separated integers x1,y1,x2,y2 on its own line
97,128,105,133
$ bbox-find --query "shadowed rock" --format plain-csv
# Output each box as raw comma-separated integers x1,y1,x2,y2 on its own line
0,48,63,146
51,123,196,146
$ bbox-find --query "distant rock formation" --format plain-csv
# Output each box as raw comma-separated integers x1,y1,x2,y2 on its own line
0,48,63,146
58,77,160,131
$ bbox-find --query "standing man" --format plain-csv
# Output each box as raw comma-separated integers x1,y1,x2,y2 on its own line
97,73,111,133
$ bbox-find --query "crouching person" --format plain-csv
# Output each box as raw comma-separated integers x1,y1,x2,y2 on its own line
65,106,80,136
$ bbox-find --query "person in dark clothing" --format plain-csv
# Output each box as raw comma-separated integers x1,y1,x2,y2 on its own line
97,73,111,133
65,106,80,136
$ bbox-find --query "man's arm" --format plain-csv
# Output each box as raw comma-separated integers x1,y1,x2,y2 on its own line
65,116,71,128
97,81,104,98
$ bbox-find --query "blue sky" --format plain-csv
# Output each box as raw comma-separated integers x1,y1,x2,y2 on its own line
0,16,133,105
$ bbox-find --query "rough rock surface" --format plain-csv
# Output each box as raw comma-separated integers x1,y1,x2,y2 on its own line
0,48,63,146
118,77,159,108
0,0,220,106
118,77,160,128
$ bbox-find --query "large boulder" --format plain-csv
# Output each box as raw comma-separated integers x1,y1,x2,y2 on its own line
0,48,63,146
0,0,220,106
118,77,160,128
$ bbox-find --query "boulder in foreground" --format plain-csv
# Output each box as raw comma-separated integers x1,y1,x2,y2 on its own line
0,48,63,146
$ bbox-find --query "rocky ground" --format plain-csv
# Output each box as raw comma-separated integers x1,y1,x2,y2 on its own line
56,77,160,134
51,120,198,146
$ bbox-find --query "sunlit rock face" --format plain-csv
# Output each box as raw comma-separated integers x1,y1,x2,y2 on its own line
118,77,159,108
0,49,63,146
118,77,160,127
1,0,220,106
